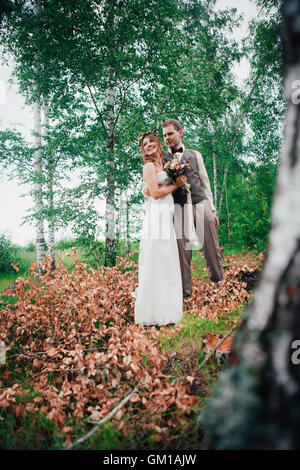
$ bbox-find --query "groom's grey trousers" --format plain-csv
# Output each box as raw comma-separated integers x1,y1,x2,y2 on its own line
173,200,224,297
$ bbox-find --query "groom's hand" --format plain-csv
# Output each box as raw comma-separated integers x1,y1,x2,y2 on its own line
213,211,219,228
175,175,187,187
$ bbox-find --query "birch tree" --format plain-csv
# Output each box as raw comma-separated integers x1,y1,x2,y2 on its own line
105,69,116,266
32,90,45,270
44,100,55,270
32,1,45,271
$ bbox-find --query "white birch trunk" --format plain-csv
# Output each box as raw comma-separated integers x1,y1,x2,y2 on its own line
224,177,231,249
125,188,130,255
104,67,116,266
218,163,228,214
32,1,45,273
44,101,55,270
210,121,218,205
212,152,218,206
33,92,45,272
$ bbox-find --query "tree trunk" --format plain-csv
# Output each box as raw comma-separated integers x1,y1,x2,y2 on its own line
218,163,228,214
32,1,45,274
201,0,300,449
104,68,116,267
44,101,55,271
210,121,218,205
212,149,218,206
33,91,45,273
225,178,231,250
125,189,130,255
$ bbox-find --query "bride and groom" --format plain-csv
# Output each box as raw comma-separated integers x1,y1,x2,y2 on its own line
134,119,224,326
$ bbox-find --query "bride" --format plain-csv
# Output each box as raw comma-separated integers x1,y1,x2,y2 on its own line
134,132,185,326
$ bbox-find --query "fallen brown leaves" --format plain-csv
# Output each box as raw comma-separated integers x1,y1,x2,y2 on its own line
0,249,263,447
188,250,262,322
204,334,234,354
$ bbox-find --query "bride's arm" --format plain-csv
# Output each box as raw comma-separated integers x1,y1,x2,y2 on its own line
143,163,178,200
143,182,163,197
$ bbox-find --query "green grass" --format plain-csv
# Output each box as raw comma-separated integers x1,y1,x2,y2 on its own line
156,306,244,378
0,272,18,292
53,246,87,270
0,248,35,292
0,409,64,450
16,248,36,267
157,313,224,354
0,246,90,293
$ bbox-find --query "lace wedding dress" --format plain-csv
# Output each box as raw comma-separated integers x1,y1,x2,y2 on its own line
134,171,183,326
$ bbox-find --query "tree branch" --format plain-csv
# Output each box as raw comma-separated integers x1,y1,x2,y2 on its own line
65,386,138,450
86,82,108,137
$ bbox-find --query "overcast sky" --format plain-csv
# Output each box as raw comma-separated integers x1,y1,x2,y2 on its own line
0,0,258,245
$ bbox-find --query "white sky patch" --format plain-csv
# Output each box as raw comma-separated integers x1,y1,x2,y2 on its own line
0,81,6,105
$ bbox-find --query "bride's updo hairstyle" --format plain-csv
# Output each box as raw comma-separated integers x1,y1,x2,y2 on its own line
138,132,164,165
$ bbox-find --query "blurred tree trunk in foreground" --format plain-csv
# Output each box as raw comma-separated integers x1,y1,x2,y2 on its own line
201,0,300,450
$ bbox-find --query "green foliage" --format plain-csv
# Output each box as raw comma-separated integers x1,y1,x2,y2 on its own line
0,232,17,272
54,238,79,250
0,408,64,450
24,241,35,252
218,165,276,252
0,128,34,181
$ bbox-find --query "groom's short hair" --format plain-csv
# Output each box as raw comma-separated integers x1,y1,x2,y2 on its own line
162,119,182,132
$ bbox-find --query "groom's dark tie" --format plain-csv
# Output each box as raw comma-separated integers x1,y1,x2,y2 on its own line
171,147,183,154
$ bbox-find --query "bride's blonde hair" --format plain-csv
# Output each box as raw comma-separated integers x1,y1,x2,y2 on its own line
138,132,164,165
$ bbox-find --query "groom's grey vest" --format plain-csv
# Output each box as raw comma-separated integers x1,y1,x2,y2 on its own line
163,149,207,206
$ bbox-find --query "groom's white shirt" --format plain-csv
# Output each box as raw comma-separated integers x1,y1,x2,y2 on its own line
168,144,216,212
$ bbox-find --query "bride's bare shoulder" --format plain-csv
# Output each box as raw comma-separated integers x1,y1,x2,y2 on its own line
143,162,155,173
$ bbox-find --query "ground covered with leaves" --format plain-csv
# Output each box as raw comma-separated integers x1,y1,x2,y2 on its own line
0,249,262,449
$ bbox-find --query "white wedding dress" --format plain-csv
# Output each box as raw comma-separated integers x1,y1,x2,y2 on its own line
134,170,183,326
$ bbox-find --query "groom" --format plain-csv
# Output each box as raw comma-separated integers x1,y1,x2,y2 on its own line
162,119,224,298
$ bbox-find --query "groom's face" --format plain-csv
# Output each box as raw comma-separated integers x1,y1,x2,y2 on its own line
162,124,183,150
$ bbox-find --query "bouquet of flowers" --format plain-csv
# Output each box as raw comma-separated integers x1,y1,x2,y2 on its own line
164,153,191,194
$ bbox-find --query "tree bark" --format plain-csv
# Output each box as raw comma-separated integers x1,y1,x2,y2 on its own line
44,101,55,271
225,177,231,250
32,1,45,274
210,121,218,206
104,67,116,267
218,163,228,214
201,0,300,449
33,91,45,273
212,152,218,207
125,189,130,255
